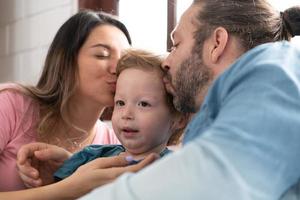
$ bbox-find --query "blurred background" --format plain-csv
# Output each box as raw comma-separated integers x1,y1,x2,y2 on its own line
0,0,299,85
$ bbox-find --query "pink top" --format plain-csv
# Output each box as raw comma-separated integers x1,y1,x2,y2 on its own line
0,84,119,191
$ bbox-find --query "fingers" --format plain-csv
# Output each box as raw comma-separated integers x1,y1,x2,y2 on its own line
17,142,49,165
17,142,72,164
82,154,135,170
69,154,159,190
83,153,159,172
100,153,159,180
19,171,42,188
124,153,159,172
17,159,39,179
16,142,72,188
17,158,43,188
33,147,72,162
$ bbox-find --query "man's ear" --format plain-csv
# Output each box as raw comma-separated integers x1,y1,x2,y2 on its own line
209,27,229,64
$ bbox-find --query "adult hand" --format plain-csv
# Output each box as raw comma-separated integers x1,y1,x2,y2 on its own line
58,153,159,199
17,142,72,188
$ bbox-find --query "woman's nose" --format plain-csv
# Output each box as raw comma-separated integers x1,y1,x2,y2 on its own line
108,59,118,75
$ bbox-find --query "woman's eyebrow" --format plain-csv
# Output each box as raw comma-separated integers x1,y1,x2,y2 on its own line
90,43,111,50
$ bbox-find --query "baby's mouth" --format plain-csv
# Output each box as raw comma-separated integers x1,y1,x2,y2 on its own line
122,127,138,132
121,127,139,137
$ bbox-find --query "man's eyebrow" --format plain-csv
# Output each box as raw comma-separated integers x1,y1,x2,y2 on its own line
90,43,111,50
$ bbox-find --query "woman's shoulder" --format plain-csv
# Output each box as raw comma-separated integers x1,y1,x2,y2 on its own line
0,83,34,107
0,83,38,151
0,82,24,91
93,120,120,145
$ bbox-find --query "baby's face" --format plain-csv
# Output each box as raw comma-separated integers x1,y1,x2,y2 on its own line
112,68,173,156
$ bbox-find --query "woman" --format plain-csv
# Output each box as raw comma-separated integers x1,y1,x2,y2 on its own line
0,10,130,191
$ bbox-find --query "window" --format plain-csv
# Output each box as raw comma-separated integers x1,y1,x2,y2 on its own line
119,0,194,53
119,0,167,54
176,0,193,23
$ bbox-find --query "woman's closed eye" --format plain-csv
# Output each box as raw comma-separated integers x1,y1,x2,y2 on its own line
168,43,179,52
95,54,110,59
95,50,110,59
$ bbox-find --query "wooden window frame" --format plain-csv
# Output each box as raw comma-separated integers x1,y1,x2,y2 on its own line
167,0,176,51
78,0,119,15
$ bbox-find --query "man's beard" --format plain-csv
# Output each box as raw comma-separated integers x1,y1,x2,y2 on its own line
172,51,213,113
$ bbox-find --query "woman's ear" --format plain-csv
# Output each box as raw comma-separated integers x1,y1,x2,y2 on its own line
209,27,229,64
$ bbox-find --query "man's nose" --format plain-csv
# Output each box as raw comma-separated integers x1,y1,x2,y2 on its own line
161,59,170,72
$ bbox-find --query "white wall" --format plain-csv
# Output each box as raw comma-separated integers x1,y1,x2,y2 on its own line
0,0,77,84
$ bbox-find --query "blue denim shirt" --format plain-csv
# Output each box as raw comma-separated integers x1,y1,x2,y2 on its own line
80,42,300,200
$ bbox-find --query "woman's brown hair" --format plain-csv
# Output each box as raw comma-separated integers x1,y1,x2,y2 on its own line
17,10,131,139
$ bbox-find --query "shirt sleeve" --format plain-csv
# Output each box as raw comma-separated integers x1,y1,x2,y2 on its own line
79,44,300,200
0,91,17,152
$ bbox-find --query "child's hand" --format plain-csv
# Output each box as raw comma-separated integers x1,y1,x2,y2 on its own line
17,142,72,188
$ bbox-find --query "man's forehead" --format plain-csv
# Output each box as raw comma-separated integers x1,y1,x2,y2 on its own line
171,5,199,40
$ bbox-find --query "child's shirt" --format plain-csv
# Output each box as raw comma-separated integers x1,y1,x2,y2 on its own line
54,144,171,181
